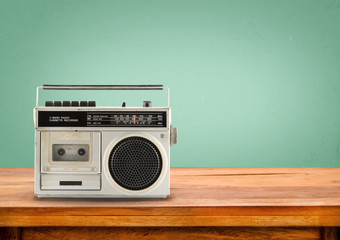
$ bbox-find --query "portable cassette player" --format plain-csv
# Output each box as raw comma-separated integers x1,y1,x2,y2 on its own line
33,85,177,198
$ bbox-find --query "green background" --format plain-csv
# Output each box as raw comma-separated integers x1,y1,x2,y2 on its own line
1,0,340,167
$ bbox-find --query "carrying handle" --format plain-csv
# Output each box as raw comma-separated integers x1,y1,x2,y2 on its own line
36,84,169,107
43,84,164,90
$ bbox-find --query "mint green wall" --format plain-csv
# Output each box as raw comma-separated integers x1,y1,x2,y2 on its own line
1,0,340,167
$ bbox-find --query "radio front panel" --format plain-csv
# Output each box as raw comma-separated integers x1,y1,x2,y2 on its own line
34,84,176,198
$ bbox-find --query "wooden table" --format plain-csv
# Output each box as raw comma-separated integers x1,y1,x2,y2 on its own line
1,168,340,240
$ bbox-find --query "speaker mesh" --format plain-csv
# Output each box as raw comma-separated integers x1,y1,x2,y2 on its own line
108,137,162,191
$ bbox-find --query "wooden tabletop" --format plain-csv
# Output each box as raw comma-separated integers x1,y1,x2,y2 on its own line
1,168,340,227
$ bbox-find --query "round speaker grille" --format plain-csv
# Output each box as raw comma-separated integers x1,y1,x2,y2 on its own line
108,136,163,191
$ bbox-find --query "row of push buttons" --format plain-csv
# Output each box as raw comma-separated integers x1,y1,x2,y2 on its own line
45,101,96,107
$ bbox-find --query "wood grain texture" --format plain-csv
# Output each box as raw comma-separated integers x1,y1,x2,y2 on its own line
321,227,338,240
1,168,340,227
20,227,322,240
2,216,340,227
0,227,20,240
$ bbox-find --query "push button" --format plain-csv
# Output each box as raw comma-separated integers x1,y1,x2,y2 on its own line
80,101,88,107
62,101,71,107
45,101,96,107
45,101,53,107
88,101,96,107
54,101,62,107
71,101,79,107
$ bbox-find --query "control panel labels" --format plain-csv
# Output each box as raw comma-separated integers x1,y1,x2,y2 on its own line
38,111,167,127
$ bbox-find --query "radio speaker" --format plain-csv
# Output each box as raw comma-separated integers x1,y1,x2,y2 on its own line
108,137,163,191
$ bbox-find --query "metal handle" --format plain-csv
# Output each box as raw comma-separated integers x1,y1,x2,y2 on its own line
36,84,170,107
43,85,164,90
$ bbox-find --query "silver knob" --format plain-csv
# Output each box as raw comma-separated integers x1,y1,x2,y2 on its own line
143,101,152,107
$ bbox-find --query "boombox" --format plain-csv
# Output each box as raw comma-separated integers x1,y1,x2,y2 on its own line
33,85,177,198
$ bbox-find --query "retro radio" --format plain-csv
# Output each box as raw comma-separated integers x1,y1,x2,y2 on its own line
33,85,177,198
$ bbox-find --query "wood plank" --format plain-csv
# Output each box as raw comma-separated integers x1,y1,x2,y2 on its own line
3,168,340,208
3,206,340,216
2,216,340,227
20,227,321,240
1,168,340,227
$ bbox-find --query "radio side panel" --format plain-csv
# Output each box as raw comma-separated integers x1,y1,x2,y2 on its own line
34,129,41,196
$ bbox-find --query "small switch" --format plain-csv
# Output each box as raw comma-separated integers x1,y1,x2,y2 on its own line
45,101,53,107
88,101,96,107
80,101,88,107
71,101,79,107
143,101,152,107
54,101,62,107
122,102,126,107
62,101,71,107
